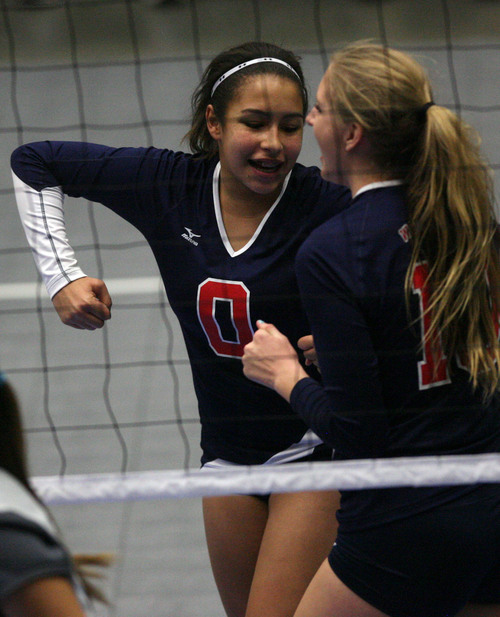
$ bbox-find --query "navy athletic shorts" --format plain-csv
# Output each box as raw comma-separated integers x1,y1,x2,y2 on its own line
329,486,500,617
250,442,334,503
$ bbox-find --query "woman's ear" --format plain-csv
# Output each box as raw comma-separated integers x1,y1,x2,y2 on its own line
344,122,364,152
206,104,221,139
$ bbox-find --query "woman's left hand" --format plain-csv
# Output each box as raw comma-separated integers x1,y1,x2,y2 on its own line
242,321,309,402
297,334,320,370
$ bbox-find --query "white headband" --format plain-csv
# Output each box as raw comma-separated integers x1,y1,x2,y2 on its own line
211,57,301,97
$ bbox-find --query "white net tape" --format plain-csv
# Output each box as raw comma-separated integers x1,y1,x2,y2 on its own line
33,453,500,505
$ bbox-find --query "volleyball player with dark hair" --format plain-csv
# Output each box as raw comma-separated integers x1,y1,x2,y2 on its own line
11,41,350,617
243,42,500,617
0,373,109,617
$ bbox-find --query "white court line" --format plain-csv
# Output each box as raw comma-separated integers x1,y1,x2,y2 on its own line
0,277,164,301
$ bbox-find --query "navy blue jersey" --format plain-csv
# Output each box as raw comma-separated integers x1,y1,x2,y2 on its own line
291,184,500,529
11,141,350,465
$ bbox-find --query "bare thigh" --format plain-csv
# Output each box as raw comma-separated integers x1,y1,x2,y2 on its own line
294,558,390,617
202,494,268,617
245,490,340,617
294,564,500,617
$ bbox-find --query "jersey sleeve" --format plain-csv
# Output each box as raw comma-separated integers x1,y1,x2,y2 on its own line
0,513,74,602
10,141,180,299
291,218,390,460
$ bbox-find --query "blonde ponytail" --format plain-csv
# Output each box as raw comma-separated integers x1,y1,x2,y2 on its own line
406,105,500,396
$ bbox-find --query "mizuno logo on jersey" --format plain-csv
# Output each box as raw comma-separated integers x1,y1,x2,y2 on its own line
182,227,201,246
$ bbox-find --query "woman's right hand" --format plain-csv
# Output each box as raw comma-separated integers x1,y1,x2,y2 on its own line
242,321,309,402
52,277,112,330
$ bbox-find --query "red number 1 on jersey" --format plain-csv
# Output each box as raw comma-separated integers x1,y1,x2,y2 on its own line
412,262,451,389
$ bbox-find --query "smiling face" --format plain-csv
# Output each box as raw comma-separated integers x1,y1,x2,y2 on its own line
306,74,346,185
207,74,304,206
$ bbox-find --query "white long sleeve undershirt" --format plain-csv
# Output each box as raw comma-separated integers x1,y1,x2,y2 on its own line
12,171,87,299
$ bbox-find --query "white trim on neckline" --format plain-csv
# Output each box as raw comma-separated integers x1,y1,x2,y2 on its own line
353,179,403,199
212,161,292,257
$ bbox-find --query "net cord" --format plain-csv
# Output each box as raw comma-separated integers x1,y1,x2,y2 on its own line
32,453,500,506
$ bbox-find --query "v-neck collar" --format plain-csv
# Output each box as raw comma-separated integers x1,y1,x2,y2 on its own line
212,162,292,257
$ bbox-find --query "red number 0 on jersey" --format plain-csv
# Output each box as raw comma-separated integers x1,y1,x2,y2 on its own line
412,262,451,389
197,278,254,358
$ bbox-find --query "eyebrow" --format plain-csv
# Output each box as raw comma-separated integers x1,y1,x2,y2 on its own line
239,108,304,119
